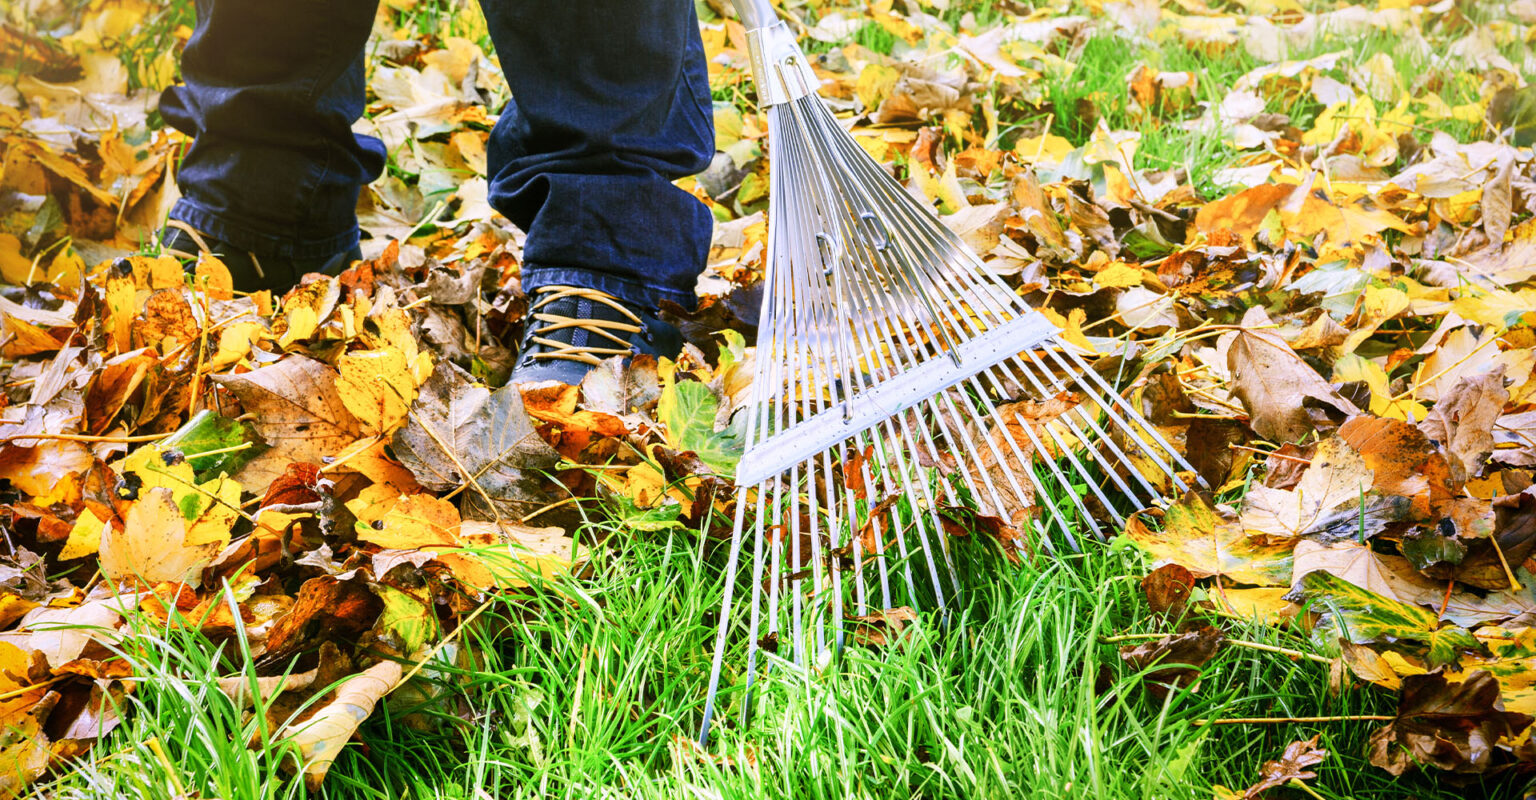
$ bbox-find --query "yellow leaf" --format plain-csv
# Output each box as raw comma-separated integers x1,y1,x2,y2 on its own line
59,508,107,561
855,64,900,111
1341,286,1409,354
0,233,34,285
337,348,418,436
1332,353,1426,421
1013,132,1075,165
451,521,586,590
206,320,267,372
186,475,241,549
101,488,221,586
1206,586,1295,625
358,493,460,550
1093,262,1144,289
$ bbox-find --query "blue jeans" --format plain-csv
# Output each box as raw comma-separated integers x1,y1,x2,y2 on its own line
159,0,714,309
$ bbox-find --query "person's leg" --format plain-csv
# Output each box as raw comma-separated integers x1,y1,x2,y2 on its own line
480,0,715,312
159,0,383,287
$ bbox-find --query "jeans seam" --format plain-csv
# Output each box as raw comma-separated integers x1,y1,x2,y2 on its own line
289,12,333,247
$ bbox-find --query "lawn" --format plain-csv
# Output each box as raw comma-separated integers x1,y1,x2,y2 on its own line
3,1,1534,799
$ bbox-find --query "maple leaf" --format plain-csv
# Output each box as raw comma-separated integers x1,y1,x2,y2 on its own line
1237,735,1328,800
212,357,365,493
1226,323,1360,444
391,362,559,521
1367,670,1533,776
1124,491,1294,587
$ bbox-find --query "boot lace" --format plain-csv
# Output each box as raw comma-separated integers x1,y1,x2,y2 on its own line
525,285,643,366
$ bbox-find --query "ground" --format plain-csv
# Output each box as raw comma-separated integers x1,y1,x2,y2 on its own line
1,1,1535,799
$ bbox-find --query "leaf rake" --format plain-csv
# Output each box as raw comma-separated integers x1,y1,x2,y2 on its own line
700,0,1201,743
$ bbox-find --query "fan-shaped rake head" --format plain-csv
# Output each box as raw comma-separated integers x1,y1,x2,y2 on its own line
698,3,1201,744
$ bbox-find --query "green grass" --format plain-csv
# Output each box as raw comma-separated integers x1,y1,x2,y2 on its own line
36,517,1505,800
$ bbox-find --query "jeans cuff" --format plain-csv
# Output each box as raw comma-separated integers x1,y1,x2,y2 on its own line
522,265,698,312
169,199,360,260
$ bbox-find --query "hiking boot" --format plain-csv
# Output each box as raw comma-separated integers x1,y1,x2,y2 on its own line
159,220,360,293
511,284,683,386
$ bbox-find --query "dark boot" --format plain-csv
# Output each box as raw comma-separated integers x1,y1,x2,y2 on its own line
511,284,683,386
159,220,360,293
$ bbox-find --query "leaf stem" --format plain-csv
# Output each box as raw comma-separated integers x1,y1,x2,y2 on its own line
1100,634,1332,664
2,431,172,444
1192,714,1393,726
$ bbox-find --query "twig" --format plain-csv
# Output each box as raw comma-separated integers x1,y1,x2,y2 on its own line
1230,443,1310,464
1490,531,1523,592
1192,714,1393,726
0,675,65,702
1100,634,1332,665
521,496,579,523
3,431,173,444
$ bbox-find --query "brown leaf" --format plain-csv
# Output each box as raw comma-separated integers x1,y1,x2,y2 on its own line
1118,625,1225,700
1339,415,1455,513
1367,670,1533,776
847,607,917,648
520,383,628,460
263,575,384,661
1419,367,1509,484
1263,443,1315,490
134,289,201,355
1239,735,1328,799
82,349,155,435
1227,326,1360,443
212,357,364,493
1141,563,1195,618
1240,437,1412,543
1433,487,1536,590
391,362,559,521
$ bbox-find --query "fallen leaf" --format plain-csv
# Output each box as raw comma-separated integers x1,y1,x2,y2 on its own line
1418,367,1508,484
1287,570,1477,668
282,659,403,790
1125,491,1294,587
1238,735,1328,799
1118,625,1225,700
213,357,364,493
391,362,559,521
1367,670,1532,776
1228,325,1360,443
100,487,222,587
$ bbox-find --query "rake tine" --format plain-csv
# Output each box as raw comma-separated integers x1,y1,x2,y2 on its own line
1047,347,1203,490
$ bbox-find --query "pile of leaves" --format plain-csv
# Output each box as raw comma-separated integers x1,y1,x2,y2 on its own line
2,0,1536,794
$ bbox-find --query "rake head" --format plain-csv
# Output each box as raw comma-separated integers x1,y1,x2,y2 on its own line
699,4,1201,743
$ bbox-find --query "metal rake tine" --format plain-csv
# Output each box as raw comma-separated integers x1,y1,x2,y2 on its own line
1000,354,1154,519
793,134,958,612
848,179,1176,514
701,485,755,743
1046,347,1202,490
1021,353,1170,503
781,123,868,624
928,257,1181,506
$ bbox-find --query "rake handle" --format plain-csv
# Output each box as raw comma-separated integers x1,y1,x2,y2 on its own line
726,0,818,107
727,0,777,29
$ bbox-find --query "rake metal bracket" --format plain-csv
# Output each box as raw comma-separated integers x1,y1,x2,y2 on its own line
735,311,1059,487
